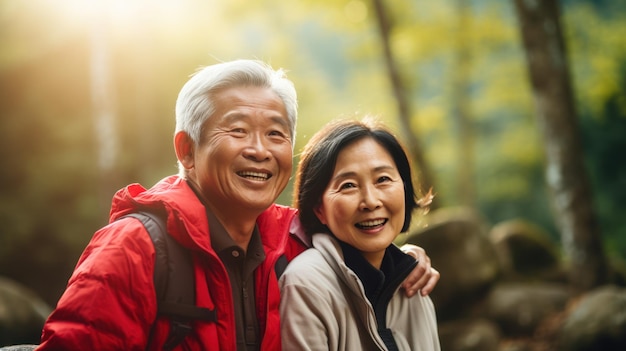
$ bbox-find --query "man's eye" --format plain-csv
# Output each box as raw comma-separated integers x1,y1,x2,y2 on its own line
269,130,286,137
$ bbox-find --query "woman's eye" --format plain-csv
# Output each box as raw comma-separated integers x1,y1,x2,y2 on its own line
377,176,392,183
339,182,356,190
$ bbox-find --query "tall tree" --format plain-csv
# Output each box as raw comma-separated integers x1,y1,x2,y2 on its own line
451,0,476,208
371,0,437,199
90,3,119,213
513,0,608,291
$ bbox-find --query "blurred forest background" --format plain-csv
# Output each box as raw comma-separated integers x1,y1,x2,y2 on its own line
0,0,625,308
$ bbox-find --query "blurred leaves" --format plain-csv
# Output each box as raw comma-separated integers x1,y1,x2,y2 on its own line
1,0,625,303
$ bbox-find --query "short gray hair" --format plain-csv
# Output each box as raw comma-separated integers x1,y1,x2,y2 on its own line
175,59,298,173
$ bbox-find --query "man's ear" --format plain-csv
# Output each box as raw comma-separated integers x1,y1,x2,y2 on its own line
174,131,195,169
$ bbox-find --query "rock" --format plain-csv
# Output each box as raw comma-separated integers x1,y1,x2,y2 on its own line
405,207,500,321
483,282,572,336
557,285,626,351
489,219,566,283
0,346,37,351
438,318,501,351
497,339,535,351
0,276,51,346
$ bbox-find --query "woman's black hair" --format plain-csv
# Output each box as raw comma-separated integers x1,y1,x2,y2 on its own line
294,118,421,236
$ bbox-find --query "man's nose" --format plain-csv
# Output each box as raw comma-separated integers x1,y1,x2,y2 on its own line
242,135,271,161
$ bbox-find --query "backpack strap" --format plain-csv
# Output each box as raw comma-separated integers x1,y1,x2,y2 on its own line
124,211,216,351
274,254,289,279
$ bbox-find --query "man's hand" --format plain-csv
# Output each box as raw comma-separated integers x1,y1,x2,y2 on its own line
400,244,440,297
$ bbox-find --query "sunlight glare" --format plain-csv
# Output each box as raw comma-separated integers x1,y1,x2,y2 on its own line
51,0,191,33
344,0,368,23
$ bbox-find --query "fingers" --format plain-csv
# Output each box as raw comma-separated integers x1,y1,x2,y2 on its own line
419,268,440,296
403,266,439,297
399,244,439,297
401,244,425,262
402,254,429,297
402,264,425,296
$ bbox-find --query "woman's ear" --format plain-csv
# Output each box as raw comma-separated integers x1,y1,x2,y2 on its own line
314,206,327,225
174,131,195,169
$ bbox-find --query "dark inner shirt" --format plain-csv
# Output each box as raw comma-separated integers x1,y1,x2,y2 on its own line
339,240,417,351
208,211,265,351
187,180,265,351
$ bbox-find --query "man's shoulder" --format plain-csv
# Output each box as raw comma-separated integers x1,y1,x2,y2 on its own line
258,203,298,230
264,203,297,216
109,175,199,221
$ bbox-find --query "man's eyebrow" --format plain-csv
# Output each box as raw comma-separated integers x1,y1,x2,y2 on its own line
221,113,290,129
270,115,291,130
221,112,246,123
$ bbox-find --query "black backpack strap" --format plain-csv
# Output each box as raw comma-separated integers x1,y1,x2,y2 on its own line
124,211,216,351
274,254,289,279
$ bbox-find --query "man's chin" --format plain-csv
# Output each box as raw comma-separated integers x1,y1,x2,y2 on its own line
237,195,279,212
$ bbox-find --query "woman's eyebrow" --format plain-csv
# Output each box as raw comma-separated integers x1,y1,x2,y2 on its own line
331,165,395,182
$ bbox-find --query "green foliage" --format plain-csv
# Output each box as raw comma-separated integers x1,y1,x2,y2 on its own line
565,2,626,259
1,0,625,304
580,87,626,258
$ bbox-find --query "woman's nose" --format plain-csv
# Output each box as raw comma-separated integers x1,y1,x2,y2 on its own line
359,187,382,211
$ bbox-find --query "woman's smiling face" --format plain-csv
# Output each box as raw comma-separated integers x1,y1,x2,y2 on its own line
314,137,405,268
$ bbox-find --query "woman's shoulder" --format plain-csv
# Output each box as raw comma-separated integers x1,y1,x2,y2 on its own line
283,247,328,277
280,246,352,306
281,235,342,284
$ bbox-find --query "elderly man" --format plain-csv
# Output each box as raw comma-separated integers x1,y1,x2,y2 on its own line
36,60,439,351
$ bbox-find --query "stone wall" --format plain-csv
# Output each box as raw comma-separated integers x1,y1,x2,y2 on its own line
405,206,626,351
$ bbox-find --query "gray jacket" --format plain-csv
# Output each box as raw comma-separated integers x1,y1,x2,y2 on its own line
279,233,441,351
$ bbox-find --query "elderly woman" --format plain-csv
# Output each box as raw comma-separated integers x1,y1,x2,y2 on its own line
280,118,440,351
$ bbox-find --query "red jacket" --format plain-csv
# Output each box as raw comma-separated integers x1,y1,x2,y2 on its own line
37,175,307,351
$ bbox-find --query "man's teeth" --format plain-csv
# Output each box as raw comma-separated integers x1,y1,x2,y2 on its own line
239,171,270,180
356,219,386,228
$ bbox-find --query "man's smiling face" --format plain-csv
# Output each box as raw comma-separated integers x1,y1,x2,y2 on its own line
186,85,293,217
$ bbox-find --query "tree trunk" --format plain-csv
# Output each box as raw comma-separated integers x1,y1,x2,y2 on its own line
513,0,608,291
90,5,119,214
451,0,476,208
371,0,437,201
